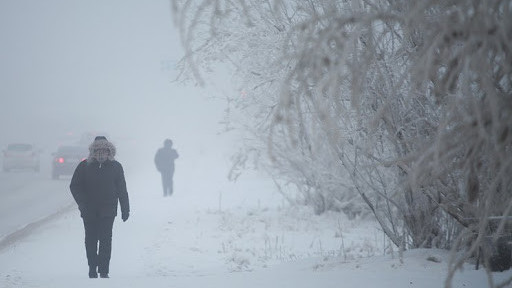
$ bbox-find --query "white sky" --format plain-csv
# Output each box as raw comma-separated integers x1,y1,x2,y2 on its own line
0,0,230,154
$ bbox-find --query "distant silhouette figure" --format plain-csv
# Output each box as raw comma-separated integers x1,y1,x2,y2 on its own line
154,139,179,197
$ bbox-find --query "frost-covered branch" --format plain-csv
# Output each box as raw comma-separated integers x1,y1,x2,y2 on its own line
173,0,512,286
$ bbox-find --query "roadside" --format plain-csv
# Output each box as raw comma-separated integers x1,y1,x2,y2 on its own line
0,202,74,251
0,152,74,240
0,171,510,288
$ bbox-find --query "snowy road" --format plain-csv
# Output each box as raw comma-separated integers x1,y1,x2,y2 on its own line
0,156,75,240
0,171,510,288
0,158,510,287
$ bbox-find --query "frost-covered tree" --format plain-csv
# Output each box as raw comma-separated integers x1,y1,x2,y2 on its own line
173,0,367,217
172,1,512,286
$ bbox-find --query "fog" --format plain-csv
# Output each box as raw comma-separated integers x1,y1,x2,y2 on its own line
0,0,235,167
0,0,257,234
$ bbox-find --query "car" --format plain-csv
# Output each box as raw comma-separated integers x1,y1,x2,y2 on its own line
52,145,88,179
2,143,40,172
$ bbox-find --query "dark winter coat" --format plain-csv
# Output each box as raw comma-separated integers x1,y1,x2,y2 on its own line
154,146,179,173
70,139,129,219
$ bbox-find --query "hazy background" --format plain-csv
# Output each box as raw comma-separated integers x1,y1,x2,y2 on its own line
0,0,227,144
0,0,264,208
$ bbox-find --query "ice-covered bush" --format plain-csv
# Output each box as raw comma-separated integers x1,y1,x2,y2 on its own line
172,1,512,286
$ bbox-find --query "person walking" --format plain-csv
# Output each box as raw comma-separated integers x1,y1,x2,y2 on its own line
154,139,179,197
70,136,130,279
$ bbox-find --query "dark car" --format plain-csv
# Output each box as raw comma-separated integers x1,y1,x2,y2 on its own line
52,145,88,179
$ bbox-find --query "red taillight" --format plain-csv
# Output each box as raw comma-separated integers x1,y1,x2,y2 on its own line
58,157,65,163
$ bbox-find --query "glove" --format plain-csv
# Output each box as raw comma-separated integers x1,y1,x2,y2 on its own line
122,212,129,222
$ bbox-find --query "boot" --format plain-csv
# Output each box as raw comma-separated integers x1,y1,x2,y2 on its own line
88,266,98,278
100,273,109,278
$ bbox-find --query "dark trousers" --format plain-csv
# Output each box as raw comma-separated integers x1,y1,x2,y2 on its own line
161,171,174,196
83,216,115,274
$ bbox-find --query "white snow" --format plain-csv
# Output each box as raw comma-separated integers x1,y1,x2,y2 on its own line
0,168,510,288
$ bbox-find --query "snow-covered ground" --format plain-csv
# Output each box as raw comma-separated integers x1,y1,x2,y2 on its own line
1,168,510,288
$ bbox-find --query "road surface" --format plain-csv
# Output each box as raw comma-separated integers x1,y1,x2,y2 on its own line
0,153,74,240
